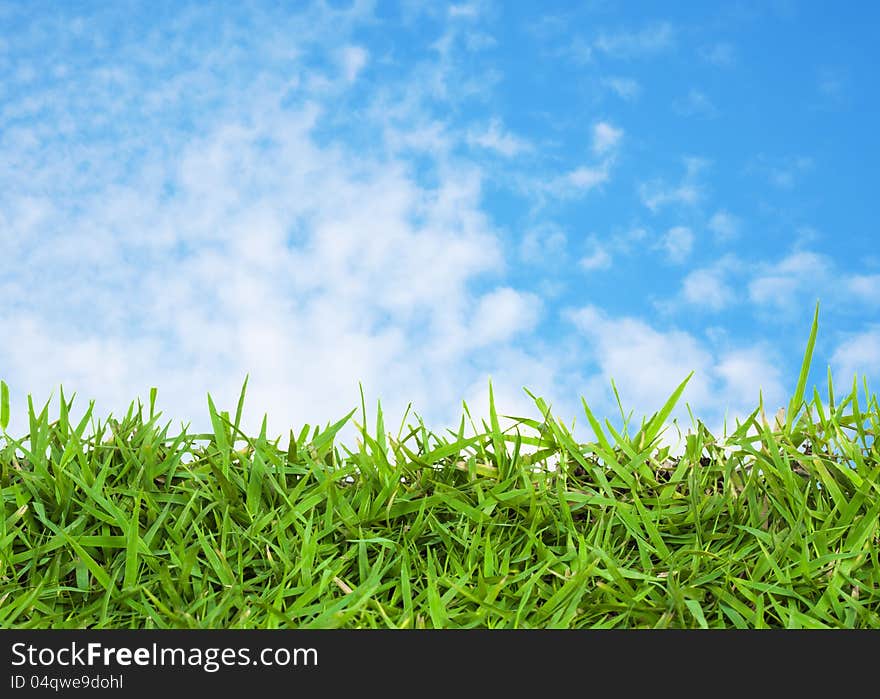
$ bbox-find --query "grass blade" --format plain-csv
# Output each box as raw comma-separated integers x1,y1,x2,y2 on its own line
787,301,820,433
0,380,9,432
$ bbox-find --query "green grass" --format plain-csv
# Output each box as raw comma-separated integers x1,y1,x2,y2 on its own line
1,308,878,628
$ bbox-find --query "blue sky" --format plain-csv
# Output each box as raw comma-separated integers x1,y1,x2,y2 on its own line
1,0,878,440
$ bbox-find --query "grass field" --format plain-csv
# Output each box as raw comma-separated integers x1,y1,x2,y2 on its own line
1,307,878,628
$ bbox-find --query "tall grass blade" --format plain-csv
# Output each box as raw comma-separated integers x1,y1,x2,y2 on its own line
787,301,820,433
1,380,9,431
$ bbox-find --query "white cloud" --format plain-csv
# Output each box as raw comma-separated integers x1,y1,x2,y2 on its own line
543,163,610,199
467,118,531,157
683,156,710,177
714,347,785,411
708,209,740,241
535,124,623,202
602,76,641,101
748,251,830,310
1,105,538,437
771,158,812,188
470,287,542,346
748,154,813,189
847,274,880,304
831,328,880,386
520,223,567,262
0,4,560,442
565,306,787,439
605,226,649,255
339,45,368,83
562,166,608,187
656,226,694,264
592,121,623,156
639,157,707,212
594,22,675,58
559,36,593,65
579,238,612,271
464,32,497,51
566,304,713,418
738,249,880,318
551,225,652,271
568,165,609,189
460,346,581,435
449,3,481,20
682,267,735,311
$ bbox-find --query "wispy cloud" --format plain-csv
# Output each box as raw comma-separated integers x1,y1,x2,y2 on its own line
714,347,786,411
464,31,497,51
831,328,880,386
565,305,786,432
655,226,694,264
448,2,484,20
556,35,594,65
593,22,675,58
602,76,641,101
592,121,623,155
707,209,740,241
529,17,674,64
547,164,611,198
339,45,369,83
846,275,880,305
560,225,650,272
748,251,831,310
466,118,531,156
680,256,739,311
639,157,708,212
470,287,543,346
519,225,567,269
579,236,613,271
531,122,624,201
667,247,879,320
747,154,813,189
682,269,733,310
567,304,713,413
606,226,650,255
